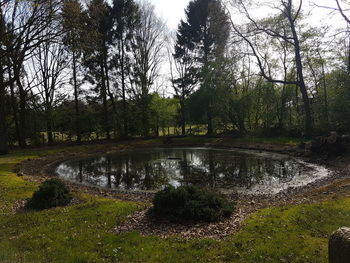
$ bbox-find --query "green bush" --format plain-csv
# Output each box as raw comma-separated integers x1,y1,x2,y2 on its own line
27,178,72,210
152,185,234,222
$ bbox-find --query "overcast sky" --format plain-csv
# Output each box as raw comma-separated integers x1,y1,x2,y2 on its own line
151,0,190,30
150,0,347,31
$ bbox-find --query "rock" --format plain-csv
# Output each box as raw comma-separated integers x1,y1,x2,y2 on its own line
329,227,350,263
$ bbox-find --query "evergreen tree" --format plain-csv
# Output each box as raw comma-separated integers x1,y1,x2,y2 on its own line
62,0,86,143
84,0,113,139
110,0,139,138
174,0,230,135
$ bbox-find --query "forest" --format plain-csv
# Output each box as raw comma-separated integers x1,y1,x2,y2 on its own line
0,0,349,154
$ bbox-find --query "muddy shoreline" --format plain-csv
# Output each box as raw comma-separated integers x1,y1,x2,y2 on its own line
15,139,350,240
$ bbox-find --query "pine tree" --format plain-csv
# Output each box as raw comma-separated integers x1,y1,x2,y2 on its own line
62,0,86,143
174,0,230,135
84,0,113,140
110,0,139,138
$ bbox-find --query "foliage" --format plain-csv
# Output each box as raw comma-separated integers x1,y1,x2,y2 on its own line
152,185,234,222
27,178,72,210
149,93,179,136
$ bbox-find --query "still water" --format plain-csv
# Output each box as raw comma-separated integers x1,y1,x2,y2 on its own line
55,148,329,195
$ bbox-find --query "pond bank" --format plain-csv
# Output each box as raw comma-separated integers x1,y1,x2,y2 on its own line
2,137,350,262
15,137,350,240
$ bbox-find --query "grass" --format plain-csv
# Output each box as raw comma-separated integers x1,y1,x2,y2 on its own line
0,139,347,262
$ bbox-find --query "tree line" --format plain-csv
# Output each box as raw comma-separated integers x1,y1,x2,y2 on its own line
1,0,350,154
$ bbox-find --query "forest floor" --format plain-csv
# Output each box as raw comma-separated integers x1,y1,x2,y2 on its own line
1,136,350,262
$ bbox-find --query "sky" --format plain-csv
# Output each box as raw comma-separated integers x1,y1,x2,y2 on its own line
150,0,347,31
151,0,190,30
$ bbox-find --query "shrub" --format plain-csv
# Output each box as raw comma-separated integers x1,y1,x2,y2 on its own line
27,178,72,210
152,185,234,222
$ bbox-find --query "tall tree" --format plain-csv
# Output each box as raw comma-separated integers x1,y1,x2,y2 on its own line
84,0,113,139
169,33,196,135
1,0,61,150
0,4,9,154
174,0,230,135
230,0,314,137
130,0,167,137
62,0,85,143
30,38,69,144
110,0,139,138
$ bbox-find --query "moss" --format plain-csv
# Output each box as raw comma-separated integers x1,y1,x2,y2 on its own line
0,142,348,263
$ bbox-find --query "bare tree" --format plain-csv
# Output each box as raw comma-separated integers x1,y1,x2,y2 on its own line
0,0,61,152
29,39,69,144
131,0,167,136
228,0,314,136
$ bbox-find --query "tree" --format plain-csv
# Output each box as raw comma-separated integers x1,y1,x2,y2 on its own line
62,0,86,143
315,0,350,74
30,38,69,144
0,4,9,154
149,93,178,136
230,0,314,137
84,0,113,139
110,0,139,138
130,1,167,137
174,0,230,135
169,33,196,135
0,0,61,151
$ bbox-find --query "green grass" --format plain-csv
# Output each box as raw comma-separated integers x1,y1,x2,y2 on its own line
0,141,347,262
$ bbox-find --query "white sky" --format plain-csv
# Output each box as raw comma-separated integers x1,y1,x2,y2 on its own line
150,0,348,30
151,0,190,30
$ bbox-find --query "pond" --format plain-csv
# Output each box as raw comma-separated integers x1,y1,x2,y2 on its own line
55,147,329,195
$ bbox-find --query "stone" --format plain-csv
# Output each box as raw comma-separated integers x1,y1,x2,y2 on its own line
329,227,350,263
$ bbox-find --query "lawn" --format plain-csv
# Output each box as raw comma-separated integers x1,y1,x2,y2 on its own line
0,141,347,263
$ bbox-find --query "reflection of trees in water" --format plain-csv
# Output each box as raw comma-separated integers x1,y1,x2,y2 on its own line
65,149,303,191
177,151,300,189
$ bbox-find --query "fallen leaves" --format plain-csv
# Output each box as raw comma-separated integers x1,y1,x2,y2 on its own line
114,206,247,241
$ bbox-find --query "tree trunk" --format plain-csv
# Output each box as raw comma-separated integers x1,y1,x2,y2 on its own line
180,99,186,135
104,54,118,138
287,4,313,137
17,80,27,148
0,84,8,155
8,68,20,143
207,108,213,136
101,61,110,140
73,51,81,143
46,107,54,144
141,98,149,137
121,40,128,139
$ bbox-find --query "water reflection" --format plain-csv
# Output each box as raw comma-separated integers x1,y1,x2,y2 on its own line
55,148,322,194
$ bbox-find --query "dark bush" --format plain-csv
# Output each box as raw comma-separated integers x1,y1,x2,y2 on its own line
152,185,234,222
27,178,72,210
